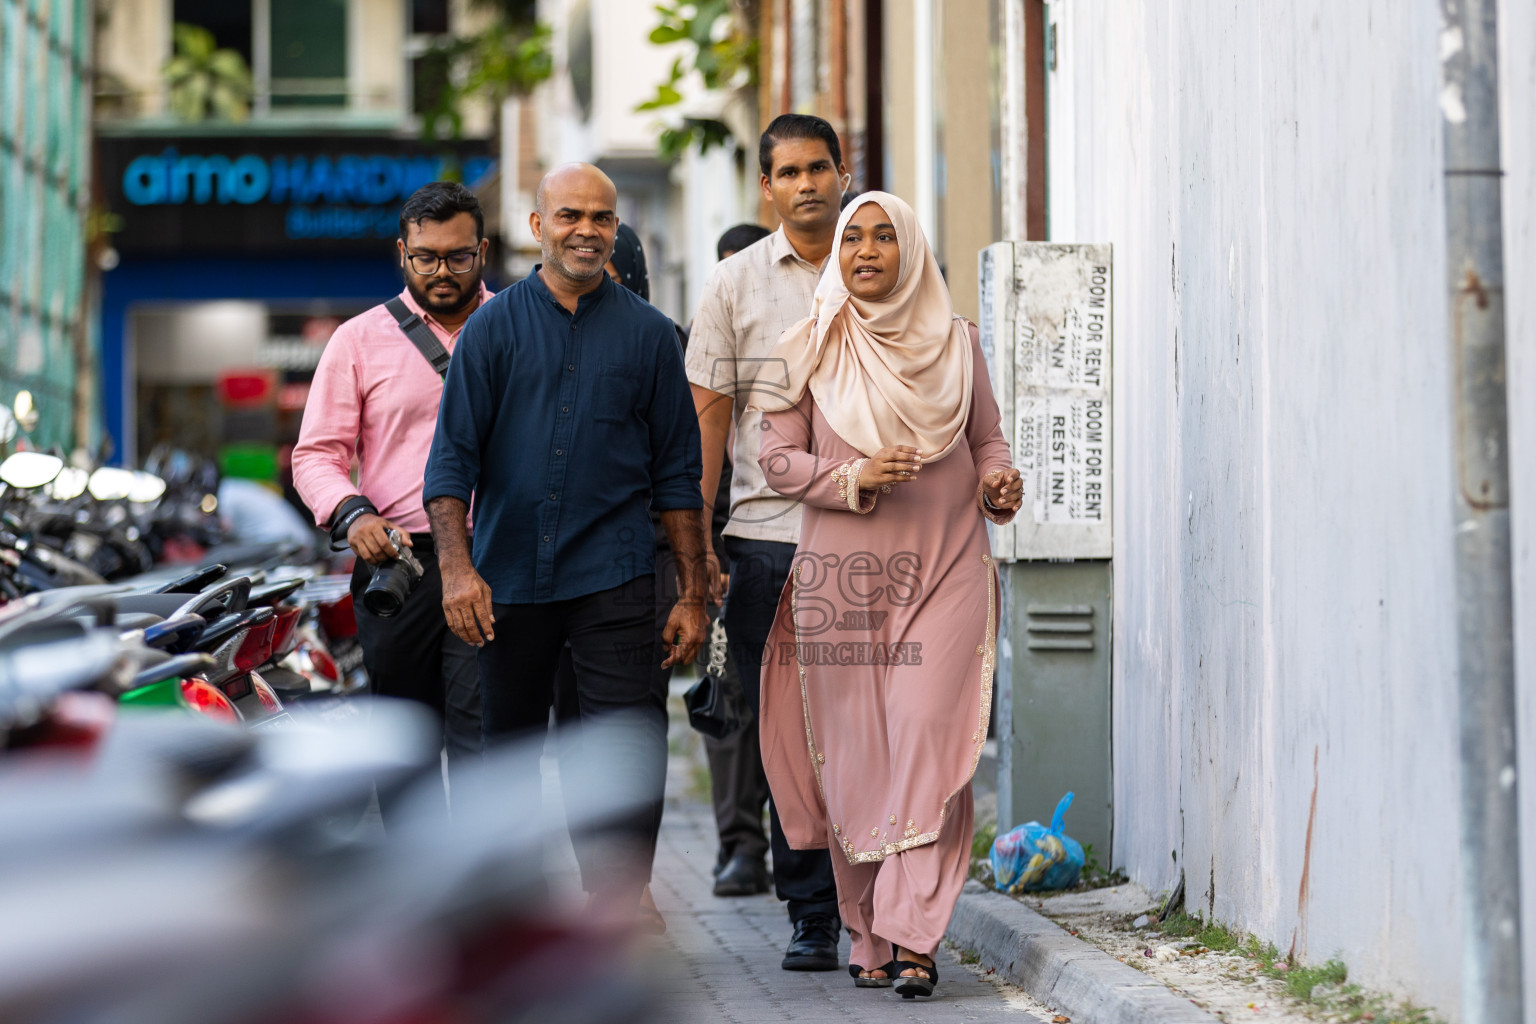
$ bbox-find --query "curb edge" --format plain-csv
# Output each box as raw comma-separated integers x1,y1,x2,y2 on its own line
946,880,1220,1024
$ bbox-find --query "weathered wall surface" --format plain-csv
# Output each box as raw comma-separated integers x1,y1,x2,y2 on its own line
1043,1,1534,1016
1502,0,1536,1018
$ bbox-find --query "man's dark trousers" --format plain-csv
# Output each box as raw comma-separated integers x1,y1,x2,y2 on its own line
722,536,839,923
350,533,483,802
557,547,769,871
480,574,668,901
552,549,674,866
703,651,770,867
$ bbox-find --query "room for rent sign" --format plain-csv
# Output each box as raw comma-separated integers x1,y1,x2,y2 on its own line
978,243,1113,561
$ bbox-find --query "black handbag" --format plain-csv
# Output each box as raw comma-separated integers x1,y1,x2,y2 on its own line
683,618,752,739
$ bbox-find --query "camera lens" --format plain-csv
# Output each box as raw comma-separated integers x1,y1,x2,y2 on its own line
362,563,412,617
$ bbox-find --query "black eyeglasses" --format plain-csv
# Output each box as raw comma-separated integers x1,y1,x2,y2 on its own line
405,250,481,275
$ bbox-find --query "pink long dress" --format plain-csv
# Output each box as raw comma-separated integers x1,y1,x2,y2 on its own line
756,326,1015,967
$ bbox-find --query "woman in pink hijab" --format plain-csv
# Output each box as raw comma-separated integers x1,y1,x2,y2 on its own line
749,191,1022,998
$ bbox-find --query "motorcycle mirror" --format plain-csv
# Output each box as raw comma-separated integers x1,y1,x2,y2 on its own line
47,466,90,501
127,470,167,504
0,407,16,445
87,466,137,501
0,451,64,489
12,390,38,433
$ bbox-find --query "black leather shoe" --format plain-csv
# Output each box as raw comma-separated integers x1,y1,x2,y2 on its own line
781,914,840,971
713,853,770,897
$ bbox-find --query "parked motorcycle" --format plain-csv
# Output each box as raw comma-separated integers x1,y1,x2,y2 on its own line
0,444,358,727
0,703,660,1024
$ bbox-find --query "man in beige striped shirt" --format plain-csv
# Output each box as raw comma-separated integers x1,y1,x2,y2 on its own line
686,113,850,973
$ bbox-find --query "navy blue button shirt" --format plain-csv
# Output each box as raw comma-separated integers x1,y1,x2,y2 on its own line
423,268,703,603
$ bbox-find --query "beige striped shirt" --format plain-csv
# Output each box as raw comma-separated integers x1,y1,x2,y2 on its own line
685,227,824,544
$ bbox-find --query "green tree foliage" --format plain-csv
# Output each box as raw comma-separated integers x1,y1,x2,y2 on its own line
637,1,758,159
419,2,554,141
163,23,254,123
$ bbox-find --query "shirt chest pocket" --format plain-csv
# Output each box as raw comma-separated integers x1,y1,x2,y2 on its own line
595,361,648,424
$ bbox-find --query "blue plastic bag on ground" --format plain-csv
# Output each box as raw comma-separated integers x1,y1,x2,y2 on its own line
990,792,1085,894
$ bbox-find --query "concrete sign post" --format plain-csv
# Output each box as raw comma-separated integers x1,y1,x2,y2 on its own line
979,241,1114,861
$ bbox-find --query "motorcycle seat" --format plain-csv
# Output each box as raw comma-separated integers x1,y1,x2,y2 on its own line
250,578,306,607
199,540,300,569
111,592,194,619
116,612,163,631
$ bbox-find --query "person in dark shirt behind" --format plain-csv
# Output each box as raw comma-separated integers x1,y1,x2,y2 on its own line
423,162,708,918
717,223,772,262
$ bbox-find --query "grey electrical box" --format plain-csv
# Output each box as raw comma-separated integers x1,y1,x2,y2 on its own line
978,242,1114,862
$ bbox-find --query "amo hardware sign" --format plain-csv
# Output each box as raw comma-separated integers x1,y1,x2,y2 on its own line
99,136,496,256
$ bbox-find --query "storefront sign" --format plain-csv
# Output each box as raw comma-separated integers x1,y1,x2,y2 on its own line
99,135,495,255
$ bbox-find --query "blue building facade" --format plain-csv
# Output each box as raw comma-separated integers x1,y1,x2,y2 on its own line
96,132,495,464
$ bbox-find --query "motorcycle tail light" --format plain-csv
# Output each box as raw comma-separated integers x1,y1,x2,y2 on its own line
249,672,283,714
317,593,357,640
179,678,239,724
234,617,278,673
28,692,117,752
304,643,339,682
269,605,302,657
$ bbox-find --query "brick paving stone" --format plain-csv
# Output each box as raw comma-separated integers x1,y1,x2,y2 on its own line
645,797,1061,1024
537,698,1060,1021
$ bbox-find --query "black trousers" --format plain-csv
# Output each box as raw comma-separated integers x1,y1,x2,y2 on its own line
553,551,674,876
481,574,667,902
554,551,769,871
722,536,839,924
555,551,676,724
705,706,771,865
351,534,482,804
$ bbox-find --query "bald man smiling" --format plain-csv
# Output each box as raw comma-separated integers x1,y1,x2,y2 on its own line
425,163,708,917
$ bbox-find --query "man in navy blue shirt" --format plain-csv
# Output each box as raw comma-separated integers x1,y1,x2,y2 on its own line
423,162,708,912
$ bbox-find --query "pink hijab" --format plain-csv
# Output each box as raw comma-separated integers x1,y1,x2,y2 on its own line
748,191,973,462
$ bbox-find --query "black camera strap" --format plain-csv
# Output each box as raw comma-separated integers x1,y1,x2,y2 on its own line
329,495,378,552
384,297,451,381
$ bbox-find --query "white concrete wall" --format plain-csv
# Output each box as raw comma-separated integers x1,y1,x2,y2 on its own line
539,0,689,163
95,0,170,116
590,0,688,156
531,0,748,324
1041,1,1535,1016
348,0,404,117
1502,0,1536,1019
678,141,747,321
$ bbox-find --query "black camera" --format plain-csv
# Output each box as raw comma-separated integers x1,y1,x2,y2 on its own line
361,529,424,617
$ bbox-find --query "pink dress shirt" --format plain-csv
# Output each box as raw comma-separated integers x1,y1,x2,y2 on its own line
293,284,491,534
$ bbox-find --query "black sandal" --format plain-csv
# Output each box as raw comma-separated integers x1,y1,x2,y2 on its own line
892,958,937,999
849,961,895,988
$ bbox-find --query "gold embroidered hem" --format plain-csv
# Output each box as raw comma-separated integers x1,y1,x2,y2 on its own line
791,553,998,866
789,563,829,805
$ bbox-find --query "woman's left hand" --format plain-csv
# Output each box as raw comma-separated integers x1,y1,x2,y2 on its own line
982,468,1024,510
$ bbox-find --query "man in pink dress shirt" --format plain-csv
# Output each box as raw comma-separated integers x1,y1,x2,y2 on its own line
292,182,488,801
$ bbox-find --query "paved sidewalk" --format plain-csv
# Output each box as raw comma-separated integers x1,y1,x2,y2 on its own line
646,799,1061,1023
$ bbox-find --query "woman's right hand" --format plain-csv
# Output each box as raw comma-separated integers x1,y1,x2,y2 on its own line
856,445,923,490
